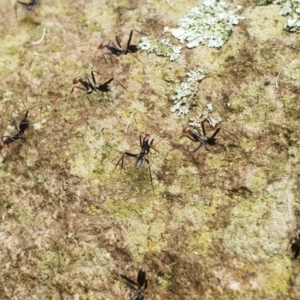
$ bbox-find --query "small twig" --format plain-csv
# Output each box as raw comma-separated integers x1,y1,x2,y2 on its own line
125,111,135,132
275,70,282,88
31,28,46,45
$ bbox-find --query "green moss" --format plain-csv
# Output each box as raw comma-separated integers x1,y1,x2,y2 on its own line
30,66,44,79
267,153,288,181
258,257,291,295
19,17,41,27
286,60,300,81
13,205,32,224
223,179,295,261
186,230,212,254
1,91,13,103
9,46,19,55
282,95,296,104
106,194,152,219
39,251,67,273
157,273,172,288
1,0,300,298
88,20,102,33
76,13,87,24
125,219,167,260
205,152,223,169
86,202,97,215
48,45,61,52
247,168,267,192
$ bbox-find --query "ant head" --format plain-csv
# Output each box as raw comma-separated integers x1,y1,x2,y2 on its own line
73,77,81,85
182,127,191,135
98,43,106,50
145,132,151,138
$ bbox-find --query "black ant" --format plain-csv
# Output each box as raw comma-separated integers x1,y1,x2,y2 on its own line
98,30,146,63
182,119,236,154
69,70,125,105
0,110,29,151
16,0,37,10
291,231,300,259
15,0,38,17
114,133,157,191
121,269,148,300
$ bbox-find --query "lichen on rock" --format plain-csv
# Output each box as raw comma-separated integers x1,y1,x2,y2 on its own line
170,67,208,115
164,0,244,48
138,37,182,61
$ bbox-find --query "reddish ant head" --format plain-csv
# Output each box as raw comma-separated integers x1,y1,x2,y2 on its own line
98,42,107,50
182,127,191,136
73,77,81,85
145,132,151,138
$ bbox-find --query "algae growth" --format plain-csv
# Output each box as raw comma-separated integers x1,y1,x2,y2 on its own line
1,0,300,299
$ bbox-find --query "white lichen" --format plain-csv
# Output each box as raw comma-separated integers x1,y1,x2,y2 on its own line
170,68,208,115
277,0,300,31
206,103,214,113
188,104,223,128
138,37,181,61
164,0,244,48
259,0,300,31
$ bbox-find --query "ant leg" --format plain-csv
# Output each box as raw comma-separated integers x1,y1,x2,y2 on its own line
86,96,93,106
102,54,108,64
191,153,201,171
109,39,118,47
120,274,140,288
114,152,138,182
150,138,164,155
192,143,203,154
220,127,238,139
19,110,29,133
102,78,114,86
139,135,143,148
90,70,97,86
116,36,123,49
114,152,138,170
126,30,133,52
132,30,147,36
182,134,199,143
145,158,154,191
210,128,221,139
13,118,19,132
201,121,206,136
91,70,102,77
127,30,147,51
68,86,88,99
114,153,126,171
113,78,126,91
103,53,114,65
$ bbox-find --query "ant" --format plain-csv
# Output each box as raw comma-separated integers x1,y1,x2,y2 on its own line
69,70,125,105
16,0,37,10
15,0,38,17
114,133,157,191
182,119,236,154
0,110,29,151
98,30,146,63
291,230,300,259
121,269,148,300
